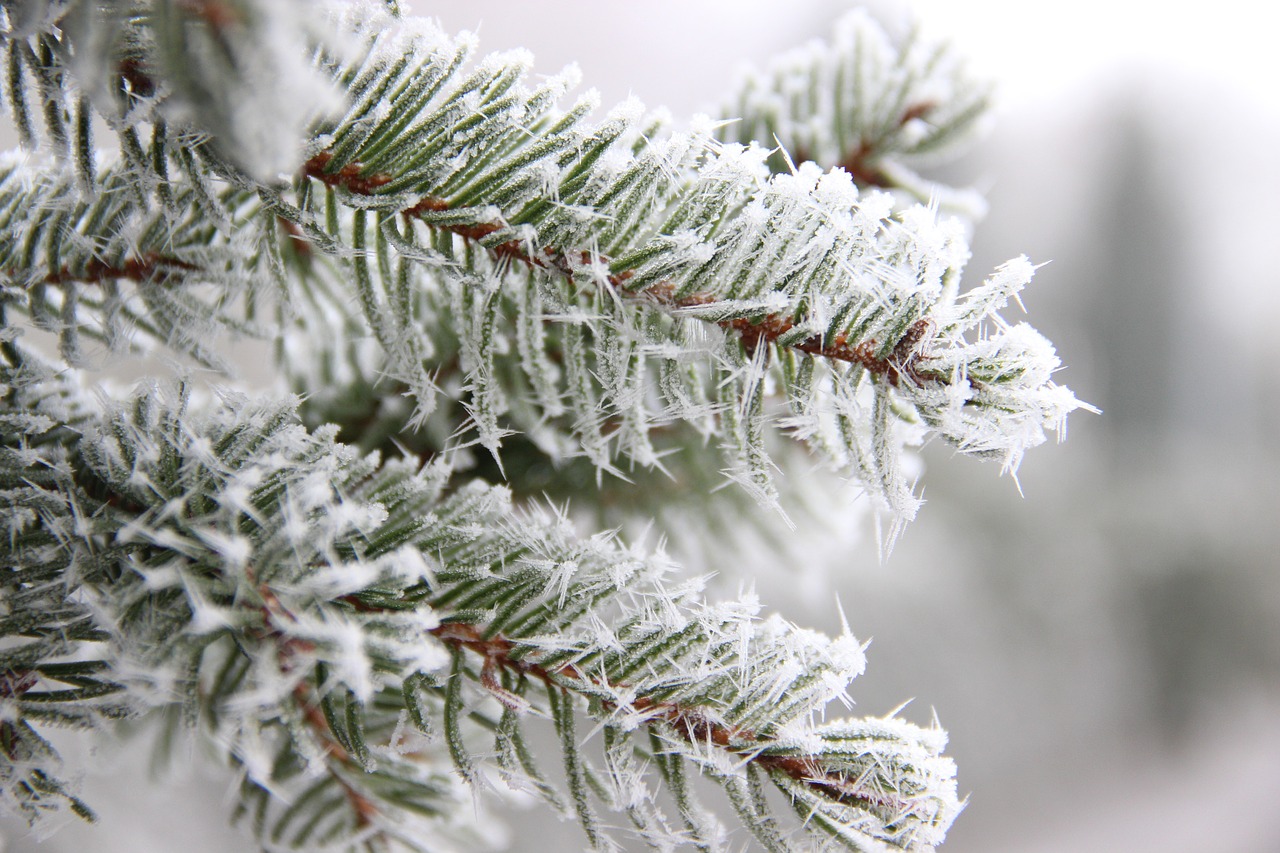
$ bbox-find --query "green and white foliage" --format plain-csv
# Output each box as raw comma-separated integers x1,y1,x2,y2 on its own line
717,10,991,217
283,8,1085,520
0,335,123,827
1,2,1085,850
0,158,271,370
4,0,346,180
4,376,959,850
0,2,1085,519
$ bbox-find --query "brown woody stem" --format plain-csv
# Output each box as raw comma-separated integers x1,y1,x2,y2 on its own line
0,670,38,700
254,574,382,830
35,252,201,287
425,620,904,815
301,152,939,386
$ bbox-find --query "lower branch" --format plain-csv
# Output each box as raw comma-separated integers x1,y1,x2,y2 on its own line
427,621,905,816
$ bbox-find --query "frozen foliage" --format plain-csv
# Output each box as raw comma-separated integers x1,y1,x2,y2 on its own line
4,0,347,180
281,14,1087,519
0,4,1087,520
2,361,960,850
0,3,1085,851
0,160,268,370
718,10,991,217
0,332,119,827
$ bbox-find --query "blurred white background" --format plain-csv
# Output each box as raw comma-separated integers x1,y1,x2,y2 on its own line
4,1,1279,851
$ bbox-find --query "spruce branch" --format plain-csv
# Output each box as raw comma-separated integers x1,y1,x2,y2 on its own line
2,5,1087,520
717,11,991,218
0,5,1091,850
1,365,960,849
281,11,1085,518
305,154,934,387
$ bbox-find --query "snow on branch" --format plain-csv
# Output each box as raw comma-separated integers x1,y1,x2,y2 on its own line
717,10,992,217
291,12,1087,519
2,368,961,849
2,5,1087,521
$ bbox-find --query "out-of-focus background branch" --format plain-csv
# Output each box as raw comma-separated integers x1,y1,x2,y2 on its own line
3,2,1277,851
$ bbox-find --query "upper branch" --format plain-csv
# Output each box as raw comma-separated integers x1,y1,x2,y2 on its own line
296,12,1085,521
304,152,939,387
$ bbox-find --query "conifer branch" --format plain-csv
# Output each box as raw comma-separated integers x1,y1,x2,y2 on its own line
1,5,1090,850
283,13,1085,517
717,11,992,217
3,6,1087,517
2,367,959,849
302,151,939,388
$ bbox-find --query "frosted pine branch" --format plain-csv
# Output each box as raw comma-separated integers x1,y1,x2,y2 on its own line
289,11,1086,518
1,5,1087,519
2,366,960,849
1,3,1091,850
718,10,991,218
0,160,268,369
